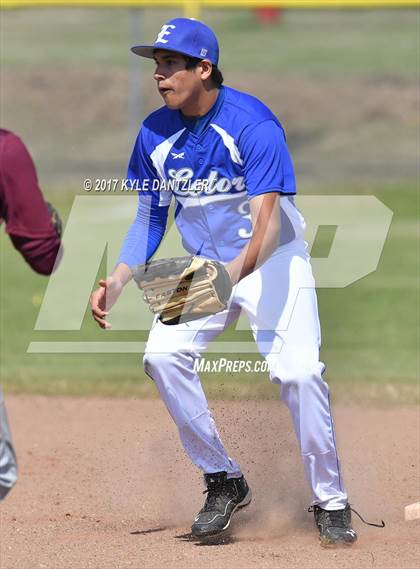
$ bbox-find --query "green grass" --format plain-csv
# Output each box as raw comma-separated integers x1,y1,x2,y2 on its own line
1,7,418,189
1,184,418,403
1,8,418,76
0,7,418,402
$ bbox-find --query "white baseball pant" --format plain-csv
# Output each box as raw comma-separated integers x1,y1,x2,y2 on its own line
143,239,348,510
0,389,18,501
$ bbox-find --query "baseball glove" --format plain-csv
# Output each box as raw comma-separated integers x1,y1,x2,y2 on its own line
131,256,232,325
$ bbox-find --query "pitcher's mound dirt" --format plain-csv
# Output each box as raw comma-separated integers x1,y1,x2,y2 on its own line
1,397,419,569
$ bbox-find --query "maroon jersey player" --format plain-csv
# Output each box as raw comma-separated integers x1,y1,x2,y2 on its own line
0,129,62,501
0,129,62,275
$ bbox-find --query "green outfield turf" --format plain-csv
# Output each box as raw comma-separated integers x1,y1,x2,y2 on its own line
1,183,418,403
1,7,418,402
1,7,419,189
2,7,418,76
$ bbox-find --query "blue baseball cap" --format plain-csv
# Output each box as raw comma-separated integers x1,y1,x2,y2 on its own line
131,18,219,66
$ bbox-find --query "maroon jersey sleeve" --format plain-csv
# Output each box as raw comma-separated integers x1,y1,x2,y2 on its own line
0,129,61,275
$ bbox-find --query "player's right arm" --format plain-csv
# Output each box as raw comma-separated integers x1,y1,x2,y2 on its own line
226,119,296,283
91,128,170,329
90,264,132,329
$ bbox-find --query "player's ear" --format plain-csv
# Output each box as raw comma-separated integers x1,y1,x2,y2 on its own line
199,60,213,81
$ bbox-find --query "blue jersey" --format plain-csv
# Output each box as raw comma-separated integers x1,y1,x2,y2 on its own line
118,86,305,267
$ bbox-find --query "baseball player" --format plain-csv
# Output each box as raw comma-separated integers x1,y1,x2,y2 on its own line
90,19,357,546
0,129,63,501
0,129,62,275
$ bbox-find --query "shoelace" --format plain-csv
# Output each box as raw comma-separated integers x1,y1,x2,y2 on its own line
202,484,226,510
308,505,385,528
350,506,385,528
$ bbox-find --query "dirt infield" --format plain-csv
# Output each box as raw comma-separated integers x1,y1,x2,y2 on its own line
1,396,419,569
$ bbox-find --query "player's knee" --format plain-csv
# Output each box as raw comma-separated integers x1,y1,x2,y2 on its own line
288,373,320,393
143,351,170,380
271,363,325,390
143,349,192,381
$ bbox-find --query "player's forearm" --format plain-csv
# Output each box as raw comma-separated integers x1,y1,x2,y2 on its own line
10,233,61,275
226,193,281,284
117,199,169,269
226,219,280,284
111,263,133,286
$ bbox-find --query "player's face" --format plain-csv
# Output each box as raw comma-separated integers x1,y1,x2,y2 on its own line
153,50,205,112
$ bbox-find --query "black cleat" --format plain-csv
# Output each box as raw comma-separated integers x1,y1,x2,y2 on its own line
191,471,252,538
312,503,358,547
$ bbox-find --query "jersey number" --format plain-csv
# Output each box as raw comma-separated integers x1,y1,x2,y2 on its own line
237,201,253,239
